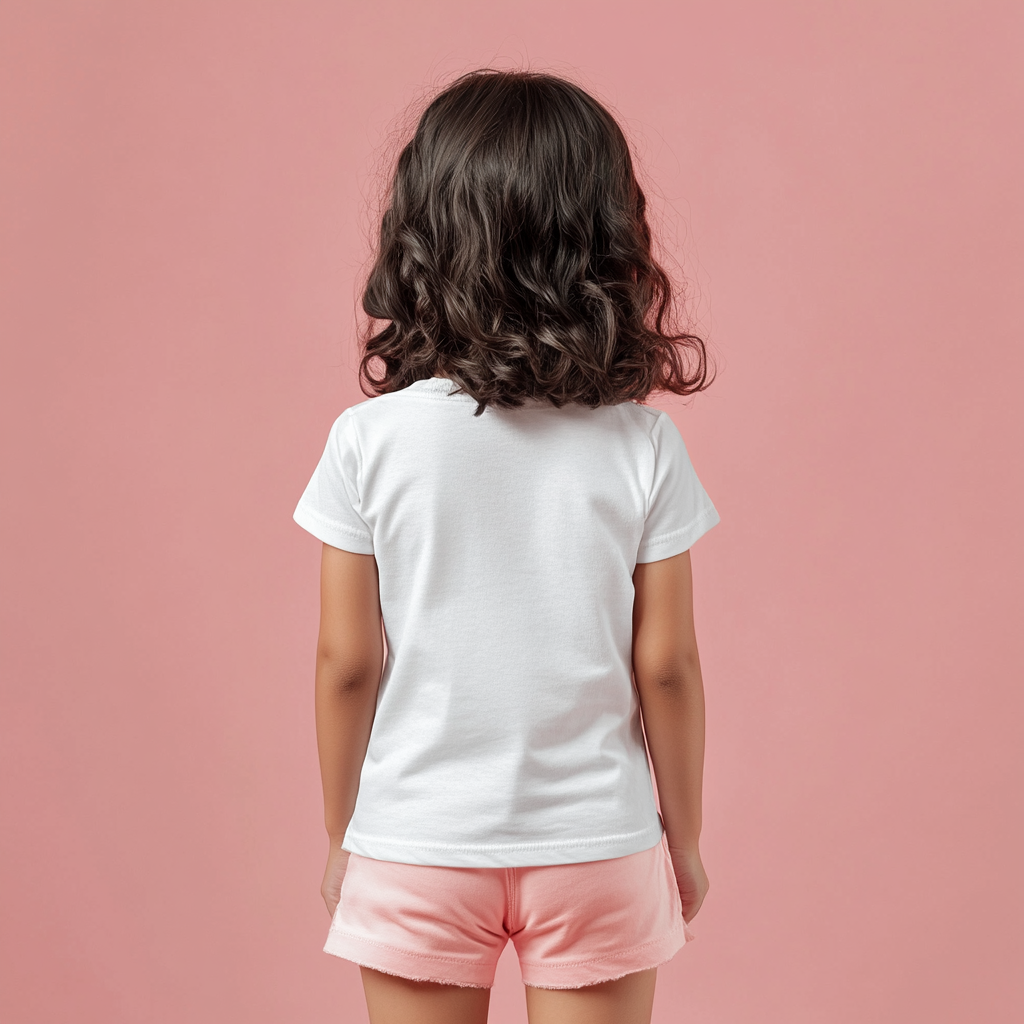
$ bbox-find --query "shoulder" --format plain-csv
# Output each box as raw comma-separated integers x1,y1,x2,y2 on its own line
326,388,412,433
597,399,657,426
613,400,677,445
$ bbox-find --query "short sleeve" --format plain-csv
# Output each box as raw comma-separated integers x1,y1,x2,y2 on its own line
636,411,720,563
293,409,375,554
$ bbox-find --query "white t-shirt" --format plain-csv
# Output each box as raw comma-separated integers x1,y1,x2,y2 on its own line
293,376,719,867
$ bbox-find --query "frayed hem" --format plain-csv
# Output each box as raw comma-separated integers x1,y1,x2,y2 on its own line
521,937,688,990
323,947,493,989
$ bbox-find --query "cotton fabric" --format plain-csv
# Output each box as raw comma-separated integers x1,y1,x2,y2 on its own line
325,835,694,989
293,376,719,867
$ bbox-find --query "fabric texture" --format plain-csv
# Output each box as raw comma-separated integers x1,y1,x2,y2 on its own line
324,834,694,989
294,377,719,867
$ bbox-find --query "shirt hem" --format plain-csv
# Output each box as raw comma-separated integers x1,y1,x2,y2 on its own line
341,820,665,868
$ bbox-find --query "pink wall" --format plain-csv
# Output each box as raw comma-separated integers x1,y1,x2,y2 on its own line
2,2,1021,1021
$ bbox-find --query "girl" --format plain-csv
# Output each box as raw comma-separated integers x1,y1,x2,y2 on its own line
294,69,718,1024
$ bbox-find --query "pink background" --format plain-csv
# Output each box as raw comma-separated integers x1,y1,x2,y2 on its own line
2,2,1022,1022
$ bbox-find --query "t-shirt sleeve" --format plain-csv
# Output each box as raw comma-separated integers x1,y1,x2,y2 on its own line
292,409,375,554
636,411,720,563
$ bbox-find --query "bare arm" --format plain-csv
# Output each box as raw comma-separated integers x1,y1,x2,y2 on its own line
632,548,709,920
314,543,384,911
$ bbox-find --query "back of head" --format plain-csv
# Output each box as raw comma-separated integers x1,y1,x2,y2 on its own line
360,69,710,416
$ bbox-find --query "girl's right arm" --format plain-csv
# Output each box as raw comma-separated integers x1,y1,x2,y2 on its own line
631,548,710,923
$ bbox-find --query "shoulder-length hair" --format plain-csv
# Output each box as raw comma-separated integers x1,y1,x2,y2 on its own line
358,69,712,416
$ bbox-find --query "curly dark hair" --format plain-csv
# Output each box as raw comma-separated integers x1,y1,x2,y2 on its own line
358,69,712,416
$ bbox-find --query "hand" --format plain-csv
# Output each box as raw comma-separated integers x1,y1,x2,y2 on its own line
321,842,351,918
667,843,709,923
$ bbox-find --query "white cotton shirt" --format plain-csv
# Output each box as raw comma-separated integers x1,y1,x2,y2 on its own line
293,376,720,867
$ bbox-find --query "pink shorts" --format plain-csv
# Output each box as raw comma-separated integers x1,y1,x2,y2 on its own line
324,833,694,990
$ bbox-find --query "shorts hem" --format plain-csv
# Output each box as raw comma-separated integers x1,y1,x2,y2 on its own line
323,929,496,989
518,922,689,990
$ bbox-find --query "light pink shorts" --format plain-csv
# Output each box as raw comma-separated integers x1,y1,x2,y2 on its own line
324,833,694,990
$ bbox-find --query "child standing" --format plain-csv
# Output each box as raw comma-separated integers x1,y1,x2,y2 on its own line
294,69,718,1024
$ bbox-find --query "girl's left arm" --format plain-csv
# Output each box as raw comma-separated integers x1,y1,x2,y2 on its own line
314,543,384,914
